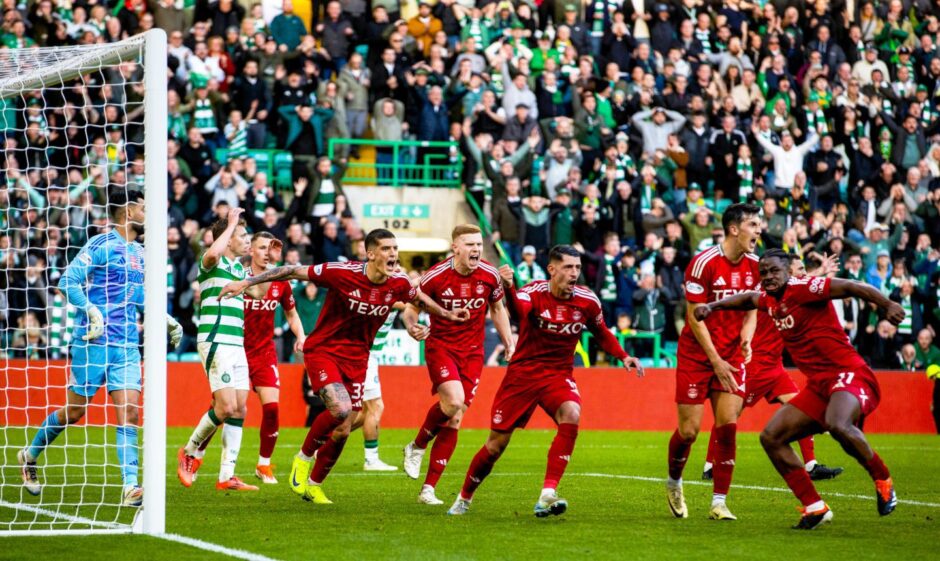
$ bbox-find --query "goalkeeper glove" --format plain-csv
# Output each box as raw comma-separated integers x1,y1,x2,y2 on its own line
167,315,183,349
82,305,104,341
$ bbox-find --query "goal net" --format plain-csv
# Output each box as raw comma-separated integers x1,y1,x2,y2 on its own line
0,30,167,536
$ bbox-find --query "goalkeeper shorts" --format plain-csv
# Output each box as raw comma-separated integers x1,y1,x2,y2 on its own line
198,342,250,393
69,341,142,397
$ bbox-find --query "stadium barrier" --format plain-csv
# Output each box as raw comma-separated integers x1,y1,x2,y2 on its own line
327,138,462,188
2,361,935,434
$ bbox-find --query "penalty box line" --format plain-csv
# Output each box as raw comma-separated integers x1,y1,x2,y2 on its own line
0,500,282,561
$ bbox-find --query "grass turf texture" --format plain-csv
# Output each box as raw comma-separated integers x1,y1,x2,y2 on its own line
1,427,938,560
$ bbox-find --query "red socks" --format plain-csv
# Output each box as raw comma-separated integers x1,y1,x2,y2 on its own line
543,423,579,490
460,445,501,499
301,410,344,457
309,437,347,484
705,430,716,465
259,402,279,460
864,452,891,481
424,427,458,488
797,435,816,465
711,423,737,496
783,467,823,507
667,429,695,480
414,403,452,449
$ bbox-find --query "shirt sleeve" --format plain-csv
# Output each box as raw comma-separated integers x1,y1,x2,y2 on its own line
756,291,771,312
58,238,106,308
684,256,710,305
587,300,629,360
306,262,338,290
399,277,417,303
489,276,505,303
789,276,831,305
279,281,296,311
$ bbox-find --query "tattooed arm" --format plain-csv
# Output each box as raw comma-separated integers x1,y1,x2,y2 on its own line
220,264,310,299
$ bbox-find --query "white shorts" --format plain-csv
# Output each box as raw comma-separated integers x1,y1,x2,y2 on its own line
198,342,250,393
363,354,382,401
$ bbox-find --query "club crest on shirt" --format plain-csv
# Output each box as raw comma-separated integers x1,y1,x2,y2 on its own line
475,283,486,295
271,286,279,298
745,272,754,287
572,310,582,321
385,292,393,302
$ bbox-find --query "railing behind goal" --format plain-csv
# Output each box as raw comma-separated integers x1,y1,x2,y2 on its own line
0,30,166,536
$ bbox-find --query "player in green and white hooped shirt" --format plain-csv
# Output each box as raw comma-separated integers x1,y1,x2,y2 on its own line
350,305,406,471
177,207,258,491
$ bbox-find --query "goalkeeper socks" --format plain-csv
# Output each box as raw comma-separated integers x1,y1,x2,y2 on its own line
423,427,458,488
414,403,451,449
798,436,817,470
863,452,891,481
711,423,737,496
543,423,578,490
301,410,344,457
667,429,695,481
28,411,66,460
219,418,244,482
309,437,347,484
258,403,279,461
782,466,823,507
460,446,501,500
185,408,222,456
116,425,139,488
364,439,379,462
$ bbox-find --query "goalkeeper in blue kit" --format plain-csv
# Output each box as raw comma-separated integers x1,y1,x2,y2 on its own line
18,190,182,507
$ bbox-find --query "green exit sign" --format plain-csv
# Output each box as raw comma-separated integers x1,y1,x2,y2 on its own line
363,204,430,218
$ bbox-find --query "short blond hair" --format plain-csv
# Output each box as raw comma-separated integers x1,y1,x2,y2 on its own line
451,224,482,240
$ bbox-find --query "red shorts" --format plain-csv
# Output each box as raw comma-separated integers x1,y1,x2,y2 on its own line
490,372,581,432
675,353,747,404
247,348,280,390
788,367,881,428
743,364,799,408
425,345,484,407
303,352,367,411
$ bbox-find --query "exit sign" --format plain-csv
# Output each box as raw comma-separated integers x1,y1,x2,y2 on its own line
362,204,430,232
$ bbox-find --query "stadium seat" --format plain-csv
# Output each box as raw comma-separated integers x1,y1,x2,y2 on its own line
274,152,294,190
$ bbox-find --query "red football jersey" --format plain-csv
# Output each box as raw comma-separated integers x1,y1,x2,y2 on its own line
420,257,504,352
678,245,760,365
303,262,416,363
756,276,868,377
243,275,295,359
508,280,625,377
748,312,785,377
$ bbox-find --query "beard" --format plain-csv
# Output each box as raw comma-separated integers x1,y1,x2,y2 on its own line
131,222,145,237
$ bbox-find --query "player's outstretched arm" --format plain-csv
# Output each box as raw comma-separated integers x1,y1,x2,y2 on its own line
828,278,906,325
489,297,515,363
202,207,244,271
220,264,310,299
692,291,761,321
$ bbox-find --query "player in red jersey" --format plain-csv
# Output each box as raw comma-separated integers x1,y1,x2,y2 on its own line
447,245,644,517
401,224,515,505
220,229,469,504
667,203,761,522
695,249,905,529
701,255,844,482
189,232,306,484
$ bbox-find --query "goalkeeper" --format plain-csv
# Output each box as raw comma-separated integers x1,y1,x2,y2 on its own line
18,189,183,507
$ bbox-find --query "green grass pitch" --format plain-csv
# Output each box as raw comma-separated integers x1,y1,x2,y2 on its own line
1,427,938,560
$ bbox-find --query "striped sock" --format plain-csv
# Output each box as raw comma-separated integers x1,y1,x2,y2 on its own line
219,418,244,482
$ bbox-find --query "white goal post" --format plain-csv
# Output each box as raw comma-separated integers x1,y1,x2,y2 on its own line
0,30,166,536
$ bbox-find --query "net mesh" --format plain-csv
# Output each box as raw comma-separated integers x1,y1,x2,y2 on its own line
0,35,152,533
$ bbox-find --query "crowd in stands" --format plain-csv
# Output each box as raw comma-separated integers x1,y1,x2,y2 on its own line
1,0,940,371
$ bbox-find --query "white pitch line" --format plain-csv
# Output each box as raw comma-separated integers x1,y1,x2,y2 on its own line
0,500,282,560
0,499,127,530
154,532,282,561
570,473,940,508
